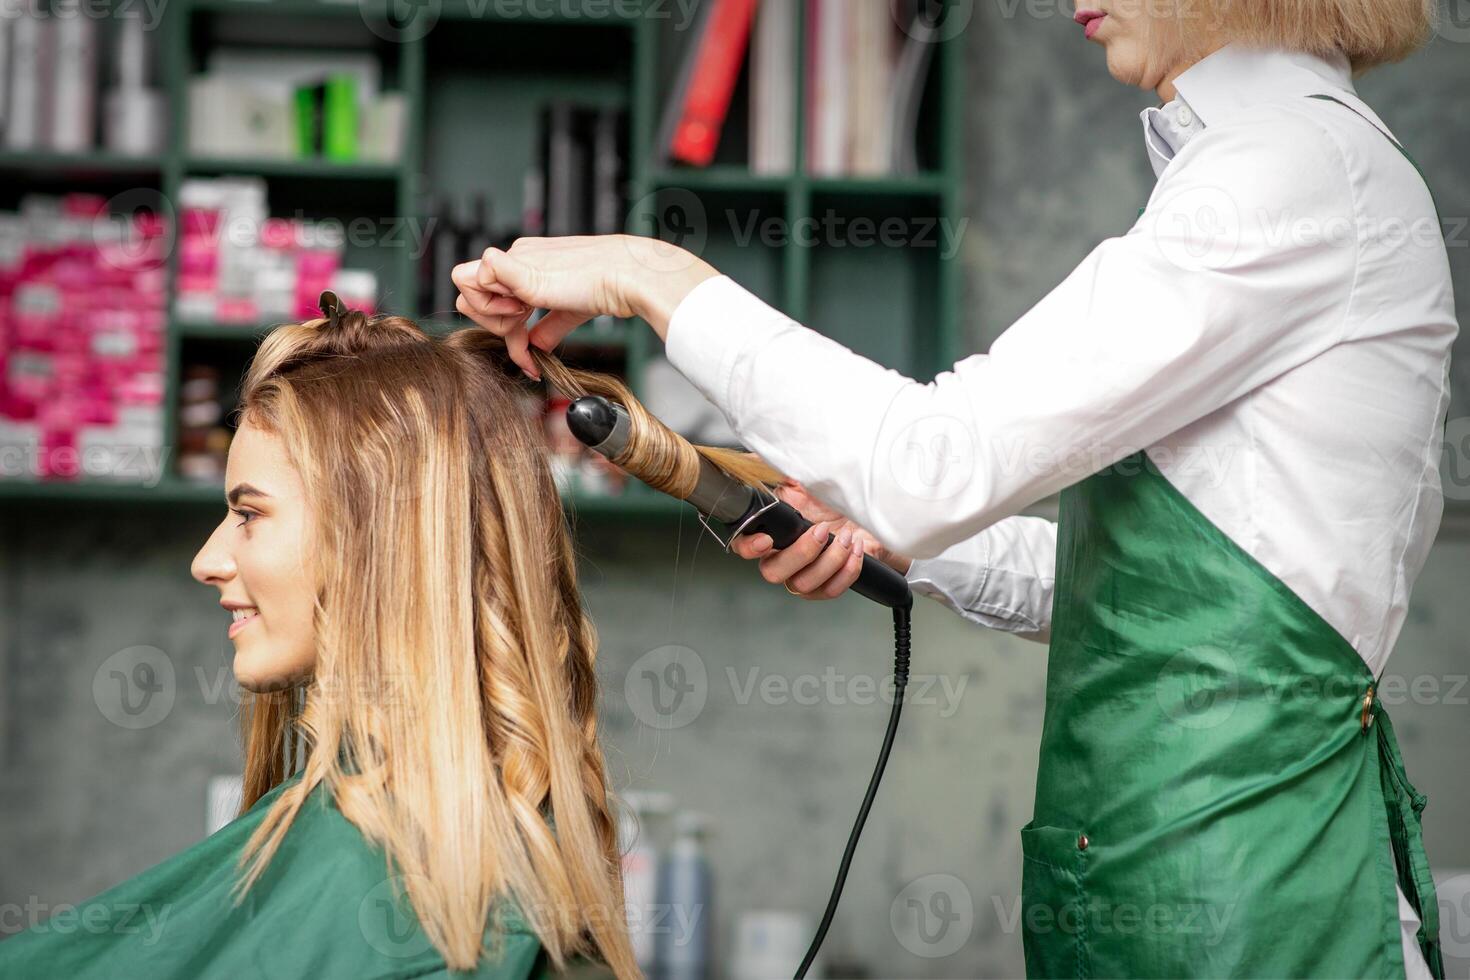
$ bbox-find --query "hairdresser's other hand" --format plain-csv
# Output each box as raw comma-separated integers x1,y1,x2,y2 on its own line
451,235,719,378
732,480,912,600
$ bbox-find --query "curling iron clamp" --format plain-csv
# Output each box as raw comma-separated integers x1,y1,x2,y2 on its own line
564,395,912,611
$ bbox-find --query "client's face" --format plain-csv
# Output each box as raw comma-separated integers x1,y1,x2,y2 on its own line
190,418,317,692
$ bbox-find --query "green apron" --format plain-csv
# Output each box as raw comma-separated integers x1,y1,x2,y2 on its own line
0,770,554,978
1021,95,1445,978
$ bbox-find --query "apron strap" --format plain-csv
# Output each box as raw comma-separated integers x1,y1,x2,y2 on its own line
1372,700,1447,978
1305,92,1443,223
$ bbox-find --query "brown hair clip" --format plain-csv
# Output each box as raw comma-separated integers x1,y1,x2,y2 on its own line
318,289,343,329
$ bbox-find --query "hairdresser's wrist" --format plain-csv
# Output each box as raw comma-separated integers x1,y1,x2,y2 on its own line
882,550,914,576
626,241,720,342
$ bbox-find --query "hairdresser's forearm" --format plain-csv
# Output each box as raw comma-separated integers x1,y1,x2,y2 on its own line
628,246,721,341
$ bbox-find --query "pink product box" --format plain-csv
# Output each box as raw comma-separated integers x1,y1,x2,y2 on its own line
181,205,223,240
38,425,78,479
62,194,108,219
178,217,220,293
97,238,170,280
0,203,166,464
214,296,259,325
0,249,166,460
176,205,223,321
294,249,343,319
260,217,298,250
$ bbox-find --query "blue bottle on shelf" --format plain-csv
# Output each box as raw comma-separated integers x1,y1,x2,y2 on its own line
656,811,712,980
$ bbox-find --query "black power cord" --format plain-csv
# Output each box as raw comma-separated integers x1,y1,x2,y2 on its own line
795,601,913,979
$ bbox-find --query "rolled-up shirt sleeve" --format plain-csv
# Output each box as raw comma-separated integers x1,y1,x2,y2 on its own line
663,105,1356,559
904,516,1058,642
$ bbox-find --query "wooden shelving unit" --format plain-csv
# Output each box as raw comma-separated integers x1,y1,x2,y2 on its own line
0,0,966,517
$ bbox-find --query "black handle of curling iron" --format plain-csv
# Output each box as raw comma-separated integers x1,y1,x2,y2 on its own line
732,497,913,610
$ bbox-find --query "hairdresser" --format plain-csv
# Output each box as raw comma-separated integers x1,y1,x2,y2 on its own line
453,1,1456,975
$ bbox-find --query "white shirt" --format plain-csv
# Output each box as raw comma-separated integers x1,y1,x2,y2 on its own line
663,43,1455,976
665,42,1456,674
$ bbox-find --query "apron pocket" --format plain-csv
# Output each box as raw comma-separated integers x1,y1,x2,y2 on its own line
1019,822,1091,979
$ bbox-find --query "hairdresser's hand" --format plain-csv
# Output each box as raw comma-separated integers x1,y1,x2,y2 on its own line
451,235,719,379
732,480,912,601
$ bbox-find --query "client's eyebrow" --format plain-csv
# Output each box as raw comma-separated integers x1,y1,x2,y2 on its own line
227,483,273,507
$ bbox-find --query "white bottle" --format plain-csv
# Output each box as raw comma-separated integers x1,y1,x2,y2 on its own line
103,17,166,158
619,791,673,977
49,12,96,152
5,13,46,150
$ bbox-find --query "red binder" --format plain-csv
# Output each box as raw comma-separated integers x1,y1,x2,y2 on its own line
670,0,761,166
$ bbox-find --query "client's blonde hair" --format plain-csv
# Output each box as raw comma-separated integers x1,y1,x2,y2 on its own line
227,310,781,977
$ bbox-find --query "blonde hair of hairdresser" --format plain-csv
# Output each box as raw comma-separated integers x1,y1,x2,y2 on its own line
228,309,782,978
1135,0,1437,84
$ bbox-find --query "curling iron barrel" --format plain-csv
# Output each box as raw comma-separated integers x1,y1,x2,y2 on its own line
566,396,913,610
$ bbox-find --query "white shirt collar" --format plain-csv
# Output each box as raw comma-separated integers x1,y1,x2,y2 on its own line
1138,42,1357,178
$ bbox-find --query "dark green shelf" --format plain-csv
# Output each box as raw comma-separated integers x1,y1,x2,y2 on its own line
187,0,644,23
0,478,221,504
0,149,163,176
0,476,686,518
184,156,401,181
434,0,643,23
174,316,634,348
188,0,392,17
649,169,951,197
807,172,951,196
648,168,795,193
175,320,279,340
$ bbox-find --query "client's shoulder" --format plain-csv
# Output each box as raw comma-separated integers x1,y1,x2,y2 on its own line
0,770,546,980
245,776,546,977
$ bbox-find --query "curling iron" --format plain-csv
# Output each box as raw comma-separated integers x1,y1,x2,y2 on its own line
565,396,912,610
566,395,913,979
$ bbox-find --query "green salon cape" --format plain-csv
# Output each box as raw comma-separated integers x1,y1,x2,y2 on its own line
0,770,565,978
1019,95,1446,977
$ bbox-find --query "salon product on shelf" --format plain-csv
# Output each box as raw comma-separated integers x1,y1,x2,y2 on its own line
618,791,675,977
731,910,818,980
0,194,166,484
176,177,376,326
657,811,714,980
176,365,230,484
103,18,166,158
49,13,97,153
